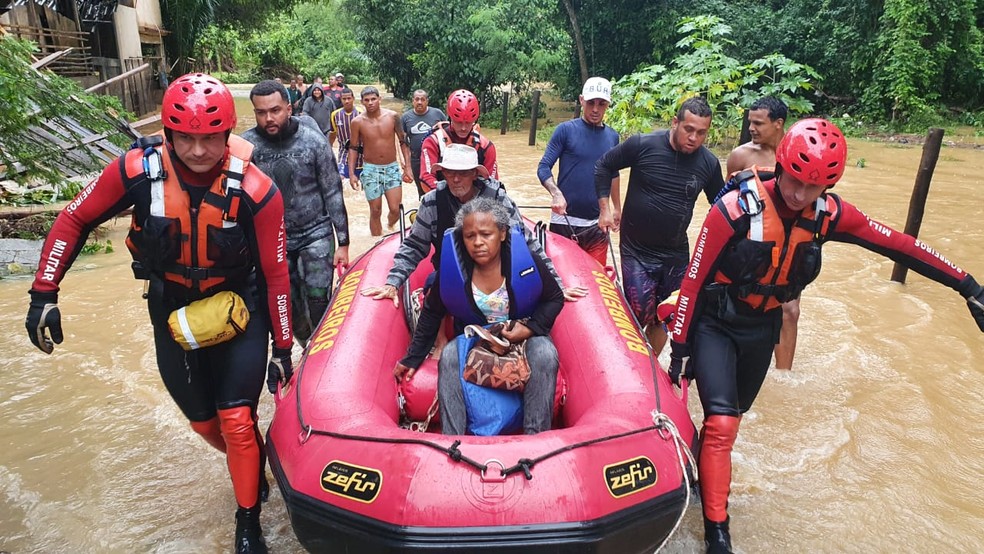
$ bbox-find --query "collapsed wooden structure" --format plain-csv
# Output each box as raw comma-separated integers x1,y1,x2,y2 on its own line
1,0,168,116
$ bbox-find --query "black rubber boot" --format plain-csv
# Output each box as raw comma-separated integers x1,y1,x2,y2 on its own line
235,505,268,554
704,516,733,554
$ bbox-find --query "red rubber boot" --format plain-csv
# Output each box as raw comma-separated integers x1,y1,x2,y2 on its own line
698,415,740,554
190,416,226,453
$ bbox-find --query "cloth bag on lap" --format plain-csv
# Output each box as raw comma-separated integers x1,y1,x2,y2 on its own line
456,333,523,436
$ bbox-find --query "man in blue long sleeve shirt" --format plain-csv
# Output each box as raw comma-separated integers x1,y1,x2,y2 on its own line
537,77,620,265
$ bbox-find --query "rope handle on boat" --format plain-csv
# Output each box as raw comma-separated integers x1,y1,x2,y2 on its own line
650,410,699,553
500,424,661,480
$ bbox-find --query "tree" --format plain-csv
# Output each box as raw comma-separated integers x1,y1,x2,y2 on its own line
607,15,819,142
560,0,589,84
189,1,372,83
861,0,984,124
163,0,303,75
160,0,220,75
343,0,425,97
346,0,568,100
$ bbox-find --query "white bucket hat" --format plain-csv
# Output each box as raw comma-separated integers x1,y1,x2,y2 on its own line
434,144,489,178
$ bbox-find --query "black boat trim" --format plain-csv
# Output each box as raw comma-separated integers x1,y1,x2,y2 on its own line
268,436,689,553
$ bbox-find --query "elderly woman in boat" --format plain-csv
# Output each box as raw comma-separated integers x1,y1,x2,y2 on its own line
392,197,564,435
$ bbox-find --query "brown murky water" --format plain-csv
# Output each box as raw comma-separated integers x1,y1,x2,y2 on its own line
2,93,983,553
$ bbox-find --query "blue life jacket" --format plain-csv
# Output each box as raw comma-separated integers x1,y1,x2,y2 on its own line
439,224,541,325
439,223,543,436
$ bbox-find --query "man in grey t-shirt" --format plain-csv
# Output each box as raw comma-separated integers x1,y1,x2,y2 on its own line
400,89,447,198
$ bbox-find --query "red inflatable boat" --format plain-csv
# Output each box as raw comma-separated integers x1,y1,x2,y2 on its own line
267,225,698,553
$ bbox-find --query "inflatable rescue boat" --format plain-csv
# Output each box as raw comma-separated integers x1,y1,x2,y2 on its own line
267,224,698,553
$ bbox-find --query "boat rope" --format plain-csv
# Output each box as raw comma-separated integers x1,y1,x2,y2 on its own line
650,410,699,553
500,424,662,478
605,232,699,553
297,418,490,473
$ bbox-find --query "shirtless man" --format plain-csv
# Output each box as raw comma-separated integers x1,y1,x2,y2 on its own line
726,96,798,370
349,86,413,236
726,96,787,175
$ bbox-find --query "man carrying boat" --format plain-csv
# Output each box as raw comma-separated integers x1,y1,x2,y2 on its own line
667,118,984,553
25,73,292,554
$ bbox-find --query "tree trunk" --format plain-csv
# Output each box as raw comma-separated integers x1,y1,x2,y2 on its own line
562,0,589,84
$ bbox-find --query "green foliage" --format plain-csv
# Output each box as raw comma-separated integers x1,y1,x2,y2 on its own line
346,0,568,100
562,0,983,127
343,0,424,96
190,1,371,83
558,0,668,97
861,0,938,125
195,24,261,82
606,16,819,143
859,0,984,127
290,2,373,82
0,37,132,190
80,239,114,256
161,0,220,74
213,0,299,29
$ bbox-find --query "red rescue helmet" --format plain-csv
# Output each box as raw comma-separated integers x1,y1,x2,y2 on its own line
447,89,480,124
161,73,237,134
776,118,847,186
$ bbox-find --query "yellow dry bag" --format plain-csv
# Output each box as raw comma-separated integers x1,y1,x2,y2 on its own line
167,291,250,351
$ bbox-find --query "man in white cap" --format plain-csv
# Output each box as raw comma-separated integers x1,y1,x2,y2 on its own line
363,144,584,326
537,77,620,265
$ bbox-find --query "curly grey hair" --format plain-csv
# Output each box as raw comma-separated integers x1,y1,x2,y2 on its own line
455,197,511,233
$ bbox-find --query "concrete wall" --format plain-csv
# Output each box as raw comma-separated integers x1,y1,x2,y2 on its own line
137,0,165,29
113,6,143,60
0,239,43,277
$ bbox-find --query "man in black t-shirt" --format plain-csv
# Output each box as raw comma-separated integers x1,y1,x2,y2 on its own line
595,96,725,355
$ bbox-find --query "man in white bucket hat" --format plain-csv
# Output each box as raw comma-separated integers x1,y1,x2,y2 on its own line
362,143,585,357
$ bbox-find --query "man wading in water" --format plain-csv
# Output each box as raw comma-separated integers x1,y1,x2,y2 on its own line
25,73,292,553
349,86,413,236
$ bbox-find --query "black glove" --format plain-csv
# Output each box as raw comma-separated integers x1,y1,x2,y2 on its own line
26,290,63,355
267,346,294,393
668,341,692,387
958,275,984,332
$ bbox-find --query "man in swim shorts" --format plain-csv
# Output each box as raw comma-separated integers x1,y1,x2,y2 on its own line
349,86,413,236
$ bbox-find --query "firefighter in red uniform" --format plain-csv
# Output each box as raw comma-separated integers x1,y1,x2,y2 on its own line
666,119,984,553
418,89,498,192
24,73,293,554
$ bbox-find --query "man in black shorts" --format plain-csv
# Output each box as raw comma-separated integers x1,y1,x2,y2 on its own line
595,96,725,354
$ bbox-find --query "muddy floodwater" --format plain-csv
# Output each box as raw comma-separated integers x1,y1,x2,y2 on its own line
2,92,983,553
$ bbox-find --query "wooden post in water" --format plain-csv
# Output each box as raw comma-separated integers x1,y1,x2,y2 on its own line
738,109,751,145
528,90,541,146
890,128,945,284
500,91,509,135
574,100,581,119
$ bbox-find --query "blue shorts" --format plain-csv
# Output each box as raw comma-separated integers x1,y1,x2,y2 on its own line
361,161,402,201
620,250,686,328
